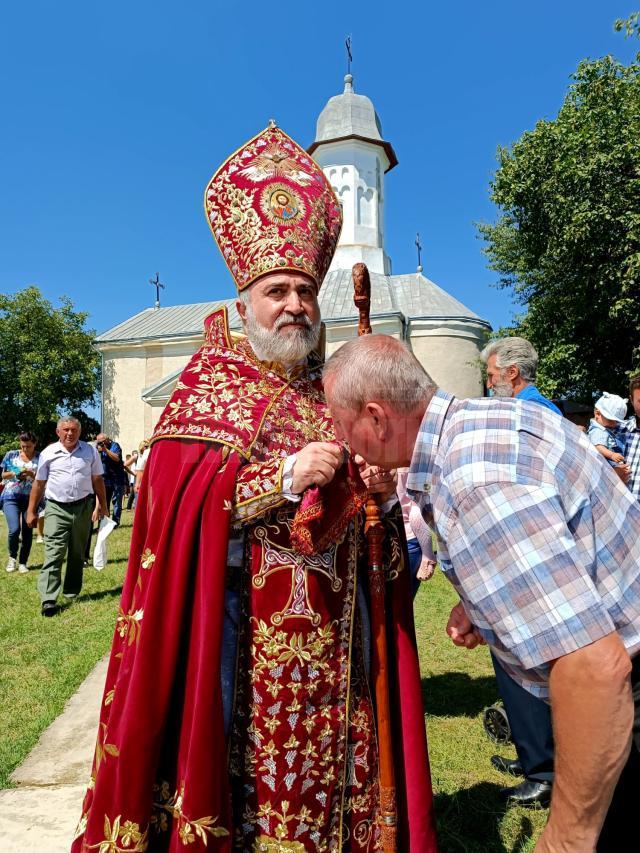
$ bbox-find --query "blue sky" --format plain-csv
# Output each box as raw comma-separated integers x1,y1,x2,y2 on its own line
2,1,637,337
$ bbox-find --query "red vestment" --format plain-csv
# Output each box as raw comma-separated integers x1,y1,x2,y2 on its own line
72,309,437,852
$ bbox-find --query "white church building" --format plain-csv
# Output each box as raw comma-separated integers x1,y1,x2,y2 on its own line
96,75,491,453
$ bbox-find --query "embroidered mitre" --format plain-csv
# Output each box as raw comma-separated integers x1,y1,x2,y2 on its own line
204,124,342,291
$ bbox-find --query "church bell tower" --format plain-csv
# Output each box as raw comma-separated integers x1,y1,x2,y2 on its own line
308,74,398,275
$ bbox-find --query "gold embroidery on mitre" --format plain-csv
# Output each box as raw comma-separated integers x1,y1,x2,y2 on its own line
204,125,342,291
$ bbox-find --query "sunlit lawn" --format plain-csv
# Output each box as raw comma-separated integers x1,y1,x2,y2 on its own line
0,511,546,849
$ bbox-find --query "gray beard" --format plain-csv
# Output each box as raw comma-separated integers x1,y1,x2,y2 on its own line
245,307,321,365
492,378,514,398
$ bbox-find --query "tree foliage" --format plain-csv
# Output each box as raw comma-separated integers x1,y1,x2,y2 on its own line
614,12,640,39
0,287,100,445
479,54,640,401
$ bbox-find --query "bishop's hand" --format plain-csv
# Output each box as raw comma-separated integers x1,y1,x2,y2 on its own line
291,442,344,494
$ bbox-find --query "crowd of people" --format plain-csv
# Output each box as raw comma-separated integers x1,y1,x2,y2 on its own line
1,425,151,614
3,123,638,851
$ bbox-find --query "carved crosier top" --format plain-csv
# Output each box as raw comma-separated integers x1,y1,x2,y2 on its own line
352,262,372,336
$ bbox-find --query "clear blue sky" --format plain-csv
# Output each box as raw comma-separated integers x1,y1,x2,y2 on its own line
2,1,637,337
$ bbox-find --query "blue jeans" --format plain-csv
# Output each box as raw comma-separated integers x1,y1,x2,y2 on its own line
4,494,33,564
407,536,422,599
105,482,124,525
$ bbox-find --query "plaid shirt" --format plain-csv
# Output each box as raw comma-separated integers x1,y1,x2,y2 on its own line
407,390,640,699
621,415,640,501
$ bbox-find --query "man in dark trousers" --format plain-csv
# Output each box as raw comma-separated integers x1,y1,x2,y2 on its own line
95,432,126,526
480,337,558,806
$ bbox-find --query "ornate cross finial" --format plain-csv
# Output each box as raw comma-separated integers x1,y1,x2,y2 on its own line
415,232,423,273
345,35,353,75
149,272,165,309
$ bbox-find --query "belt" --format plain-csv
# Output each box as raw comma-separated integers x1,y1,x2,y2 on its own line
48,495,93,507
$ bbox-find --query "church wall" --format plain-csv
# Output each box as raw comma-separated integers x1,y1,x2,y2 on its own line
99,337,204,456
409,326,486,399
101,350,148,455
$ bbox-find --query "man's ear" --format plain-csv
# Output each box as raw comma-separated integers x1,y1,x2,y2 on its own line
364,402,388,439
236,299,247,321
506,364,519,382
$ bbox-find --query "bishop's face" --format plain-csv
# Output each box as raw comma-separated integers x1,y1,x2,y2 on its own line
237,272,322,364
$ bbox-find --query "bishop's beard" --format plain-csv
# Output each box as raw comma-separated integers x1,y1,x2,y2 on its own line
245,306,321,365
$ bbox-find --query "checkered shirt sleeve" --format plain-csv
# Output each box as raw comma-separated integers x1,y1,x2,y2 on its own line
622,418,640,501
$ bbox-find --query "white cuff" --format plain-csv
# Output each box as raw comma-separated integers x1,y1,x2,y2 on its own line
281,454,301,503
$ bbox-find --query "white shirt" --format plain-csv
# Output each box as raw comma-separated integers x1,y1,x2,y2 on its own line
36,440,103,502
134,447,150,474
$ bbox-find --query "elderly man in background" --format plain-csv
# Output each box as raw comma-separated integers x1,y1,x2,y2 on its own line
323,334,640,853
27,416,107,616
479,337,558,806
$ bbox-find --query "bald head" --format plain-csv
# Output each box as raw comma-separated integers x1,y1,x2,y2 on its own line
323,335,435,413
323,335,437,467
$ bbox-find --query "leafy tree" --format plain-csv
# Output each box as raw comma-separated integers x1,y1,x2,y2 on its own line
614,12,640,39
478,54,640,401
0,287,100,445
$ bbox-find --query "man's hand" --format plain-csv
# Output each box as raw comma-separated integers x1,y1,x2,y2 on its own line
291,442,344,494
446,600,486,649
614,463,631,484
417,558,437,581
610,452,626,464
26,509,39,528
354,455,397,502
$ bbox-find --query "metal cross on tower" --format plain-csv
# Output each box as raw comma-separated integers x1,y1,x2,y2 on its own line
345,35,353,75
415,232,423,273
149,272,165,309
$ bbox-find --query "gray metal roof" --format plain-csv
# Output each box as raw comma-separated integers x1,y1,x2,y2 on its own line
318,269,489,325
95,299,241,344
96,271,488,345
308,76,398,171
314,75,383,142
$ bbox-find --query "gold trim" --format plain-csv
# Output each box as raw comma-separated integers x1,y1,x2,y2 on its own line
338,520,360,849
202,124,341,292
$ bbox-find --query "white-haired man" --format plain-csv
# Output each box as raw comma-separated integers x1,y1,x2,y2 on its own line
73,126,437,853
480,337,558,806
323,333,640,852
27,416,107,616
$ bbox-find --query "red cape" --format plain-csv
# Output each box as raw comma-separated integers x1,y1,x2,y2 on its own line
72,313,437,851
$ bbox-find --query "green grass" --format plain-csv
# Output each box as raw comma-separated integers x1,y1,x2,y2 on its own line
0,509,131,788
415,572,547,851
0,512,546,849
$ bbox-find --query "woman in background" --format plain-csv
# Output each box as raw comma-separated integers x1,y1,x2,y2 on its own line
2,431,40,573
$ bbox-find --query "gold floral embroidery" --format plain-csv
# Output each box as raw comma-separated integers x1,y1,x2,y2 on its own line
253,835,305,852
251,619,336,674
84,815,148,852
116,606,144,646
94,722,119,771
140,549,156,570
151,780,229,844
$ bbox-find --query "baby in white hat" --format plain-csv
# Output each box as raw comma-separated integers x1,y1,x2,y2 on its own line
587,392,628,467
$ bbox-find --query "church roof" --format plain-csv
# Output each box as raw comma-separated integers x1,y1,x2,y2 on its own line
308,75,398,171
94,300,240,344
318,269,489,326
95,272,488,345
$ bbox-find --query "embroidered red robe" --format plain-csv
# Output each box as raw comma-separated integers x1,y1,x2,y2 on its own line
72,308,437,853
